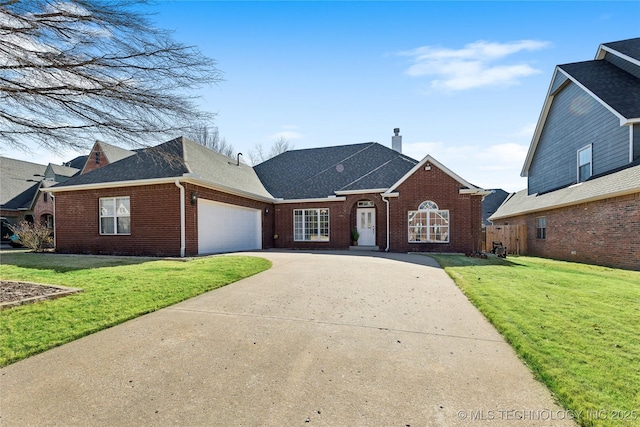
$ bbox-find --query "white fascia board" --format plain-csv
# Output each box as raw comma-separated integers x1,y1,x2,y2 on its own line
597,44,640,67
47,176,277,204
334,188,388,195
274,196,346,204
183,177,276,204
521,67,562,177
489,186,640,220
381,192,399,198
46,178,176,193
386,154,479,194
459,188,493,196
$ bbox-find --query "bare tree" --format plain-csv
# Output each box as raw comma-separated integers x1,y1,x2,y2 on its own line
0,0,223,154
248,136,293,165
188,123,235,158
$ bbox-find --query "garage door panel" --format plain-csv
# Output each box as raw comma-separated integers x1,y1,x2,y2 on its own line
198,200,261,254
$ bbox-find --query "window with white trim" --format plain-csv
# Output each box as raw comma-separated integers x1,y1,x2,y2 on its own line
408,201,449,243
536,216,546,240
100,197,131,235
294,208,329,241
577,145,592,182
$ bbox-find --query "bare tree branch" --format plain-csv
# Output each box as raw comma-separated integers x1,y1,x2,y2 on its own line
0,0,223,154
187,123,235,158
248,136,294,165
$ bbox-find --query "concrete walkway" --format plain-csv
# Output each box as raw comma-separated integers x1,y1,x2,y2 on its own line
0,251,576,426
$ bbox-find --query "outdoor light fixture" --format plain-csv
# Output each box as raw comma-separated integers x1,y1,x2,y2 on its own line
190,191,198,205
265,207,269,214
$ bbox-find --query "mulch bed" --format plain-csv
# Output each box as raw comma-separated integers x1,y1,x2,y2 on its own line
0,281,82,309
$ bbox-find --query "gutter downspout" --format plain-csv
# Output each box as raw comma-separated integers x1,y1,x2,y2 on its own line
382,195,390,252
174,180,186,258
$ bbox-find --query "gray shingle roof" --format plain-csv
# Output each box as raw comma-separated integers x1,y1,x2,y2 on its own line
482,189,509,226
0,157,47,210
97,141,136,163
559,59,640,120
603,38,640,61
53,137,273,199
490,163,640,220
254,142,418,199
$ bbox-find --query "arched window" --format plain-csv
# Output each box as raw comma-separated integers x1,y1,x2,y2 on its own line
408,200,449,243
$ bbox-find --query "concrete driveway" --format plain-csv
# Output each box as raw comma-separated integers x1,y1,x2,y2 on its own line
0,251,576,426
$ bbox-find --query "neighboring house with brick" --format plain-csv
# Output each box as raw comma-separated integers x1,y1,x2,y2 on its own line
81,140,136,174
1,156,83,241
48,131,489,257
490,38,640,271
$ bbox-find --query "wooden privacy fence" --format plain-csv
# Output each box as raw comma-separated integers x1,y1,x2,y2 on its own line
484,224,527,255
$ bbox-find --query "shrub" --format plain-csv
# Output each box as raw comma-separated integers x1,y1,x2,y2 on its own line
7,221,53,252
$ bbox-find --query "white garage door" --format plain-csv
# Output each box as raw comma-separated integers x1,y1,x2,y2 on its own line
198,199,262,254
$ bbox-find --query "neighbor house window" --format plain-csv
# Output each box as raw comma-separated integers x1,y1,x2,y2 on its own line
95,151,100,164
100,197,130,235
577,145,592,182
294,208,329,241
408,200,449,243
536,216,546,239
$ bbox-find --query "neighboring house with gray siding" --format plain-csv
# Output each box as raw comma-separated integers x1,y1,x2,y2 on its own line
491,38,640,271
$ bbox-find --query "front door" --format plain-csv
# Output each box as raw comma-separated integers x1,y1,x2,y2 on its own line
357,208,376,246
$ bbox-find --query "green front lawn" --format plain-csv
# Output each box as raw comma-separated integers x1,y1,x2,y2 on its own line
0,253,271,367
431,255,640,427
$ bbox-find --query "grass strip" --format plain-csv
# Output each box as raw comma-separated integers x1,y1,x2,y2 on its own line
431,255,640,427
0,252,271,367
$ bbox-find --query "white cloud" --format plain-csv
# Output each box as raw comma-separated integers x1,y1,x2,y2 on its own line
508,122,537,139
269,130,303,141
403,140,529,192
398,40,551,90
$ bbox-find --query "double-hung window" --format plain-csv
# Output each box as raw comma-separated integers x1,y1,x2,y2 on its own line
536,216,546,240
100,197,131,235
408,201,449,243
577,145,592,182
294,208,329,241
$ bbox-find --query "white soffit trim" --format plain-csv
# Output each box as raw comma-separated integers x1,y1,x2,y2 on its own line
385,154,479,194
597,44,640,67
275,196,347,204
460,188,493,196
47,176,276,204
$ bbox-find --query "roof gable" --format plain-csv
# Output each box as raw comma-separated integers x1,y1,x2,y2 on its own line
385,154,485,195
522,38,640,177
52,137,273,199
0,157,47,210
254,142,418,199
599,38,640,63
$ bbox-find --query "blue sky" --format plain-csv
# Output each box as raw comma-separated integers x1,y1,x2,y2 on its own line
6,1,639,192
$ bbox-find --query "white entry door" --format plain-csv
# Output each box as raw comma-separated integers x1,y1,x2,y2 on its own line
357,208,376,246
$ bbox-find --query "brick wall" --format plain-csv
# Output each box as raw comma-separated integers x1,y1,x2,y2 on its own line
494,192,640,271
272,166,483,254
54,183,275,257
33,191,54,225
81,145,106,174
388,164,483,253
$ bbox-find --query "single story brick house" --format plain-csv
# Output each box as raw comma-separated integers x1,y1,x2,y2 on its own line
48,131,489,257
